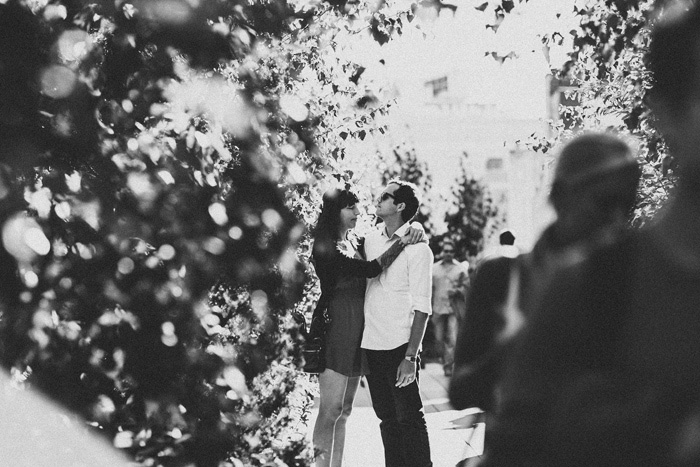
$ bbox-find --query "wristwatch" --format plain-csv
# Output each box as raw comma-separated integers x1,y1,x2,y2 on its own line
404,355,417,363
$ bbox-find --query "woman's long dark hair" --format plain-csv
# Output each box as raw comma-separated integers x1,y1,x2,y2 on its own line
313,188,359,244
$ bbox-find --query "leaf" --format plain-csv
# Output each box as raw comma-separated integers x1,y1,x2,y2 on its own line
485,50,517,64
370,17,391,45
485,12,504,32
349,66,366,84
339,131,348,140
475,2,489,12
358,130,366,140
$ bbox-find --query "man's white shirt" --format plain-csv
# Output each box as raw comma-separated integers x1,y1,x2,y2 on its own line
361,222,434,350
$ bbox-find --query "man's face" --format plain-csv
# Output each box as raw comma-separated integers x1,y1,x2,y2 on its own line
441,245,455,262
375,184,400,220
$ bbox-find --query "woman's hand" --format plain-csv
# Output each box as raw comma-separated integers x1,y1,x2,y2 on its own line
401,222,425,245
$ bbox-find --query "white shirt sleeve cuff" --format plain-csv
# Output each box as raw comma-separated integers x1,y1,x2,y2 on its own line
412,297,432,315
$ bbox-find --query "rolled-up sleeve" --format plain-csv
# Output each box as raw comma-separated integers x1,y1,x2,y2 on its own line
409,244,434,315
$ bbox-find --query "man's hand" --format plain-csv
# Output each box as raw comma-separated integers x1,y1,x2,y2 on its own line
395,359,417,387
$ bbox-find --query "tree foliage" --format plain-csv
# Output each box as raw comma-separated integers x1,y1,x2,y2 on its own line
453,0,681,227
549,0,678,227
442,153,499,262
488,0,679,227
0,0,400,465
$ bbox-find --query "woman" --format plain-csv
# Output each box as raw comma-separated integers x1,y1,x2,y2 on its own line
311,187,422,467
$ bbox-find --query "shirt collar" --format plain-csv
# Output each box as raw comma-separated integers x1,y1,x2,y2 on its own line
381,221,410,239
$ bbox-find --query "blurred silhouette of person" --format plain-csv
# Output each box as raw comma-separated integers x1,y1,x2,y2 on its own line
473,7,700,466
431,239,470,376
449,132,640,431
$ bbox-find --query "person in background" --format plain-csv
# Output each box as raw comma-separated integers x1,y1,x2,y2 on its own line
498,229,514,247
449,132,641,422
362,179,434,467
478,229,518,265
496,229,519,258
311,187,423,467
431,239,470,376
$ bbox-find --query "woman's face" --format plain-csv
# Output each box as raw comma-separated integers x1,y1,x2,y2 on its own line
339,204,360,231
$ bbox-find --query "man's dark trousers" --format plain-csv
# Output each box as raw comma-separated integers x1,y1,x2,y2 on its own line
365,343,433,467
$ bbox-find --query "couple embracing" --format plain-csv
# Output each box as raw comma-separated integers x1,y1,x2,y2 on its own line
311,179,434,467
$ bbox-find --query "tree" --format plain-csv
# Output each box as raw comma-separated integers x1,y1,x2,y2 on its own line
443,152,500,262
474,0,677,227
0,0,403,465
543,0,676,227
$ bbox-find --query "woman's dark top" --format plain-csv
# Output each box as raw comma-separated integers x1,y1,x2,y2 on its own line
312,234,403,377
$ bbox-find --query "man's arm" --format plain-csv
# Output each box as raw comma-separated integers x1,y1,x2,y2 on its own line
431,264,438,308
451,263,471,320
396,244,433,387
396,310,429,387
457,263,470,296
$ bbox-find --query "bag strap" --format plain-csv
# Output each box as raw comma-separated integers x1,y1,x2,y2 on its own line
312,293,330,321
306,291,331,339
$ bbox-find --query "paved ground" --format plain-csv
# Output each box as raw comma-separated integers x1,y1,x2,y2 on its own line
307,362,485,467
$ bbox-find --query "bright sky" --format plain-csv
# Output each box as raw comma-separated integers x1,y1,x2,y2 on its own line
343,0,576,114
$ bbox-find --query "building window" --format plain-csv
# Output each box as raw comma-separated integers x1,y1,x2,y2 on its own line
425,76,448,97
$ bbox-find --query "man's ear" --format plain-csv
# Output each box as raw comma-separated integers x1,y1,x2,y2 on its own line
396,202,406,214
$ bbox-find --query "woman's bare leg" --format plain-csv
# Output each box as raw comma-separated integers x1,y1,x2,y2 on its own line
312,368,361,467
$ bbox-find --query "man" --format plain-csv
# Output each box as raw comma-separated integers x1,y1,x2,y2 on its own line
450,132,641,415
362,179,433,467
473,13,700,462
431,239,469,376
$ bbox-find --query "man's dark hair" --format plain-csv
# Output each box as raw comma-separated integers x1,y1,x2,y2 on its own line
646,4,700,113
388,179,420,223
499,230,515,246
